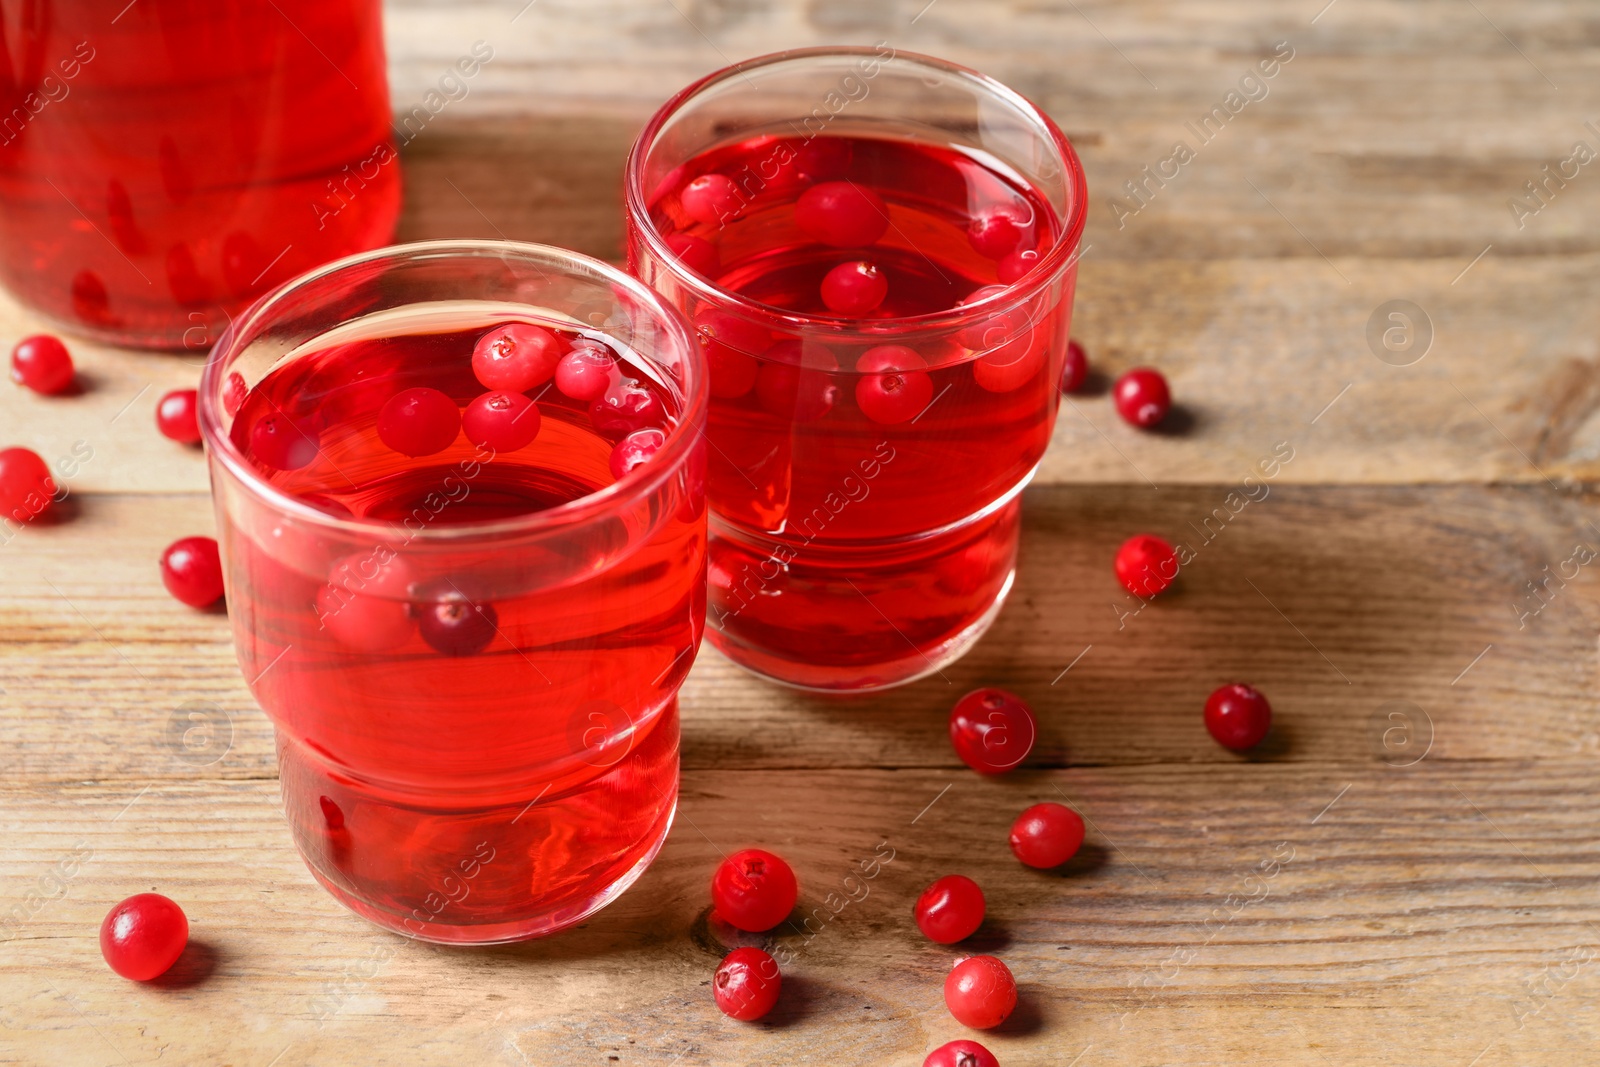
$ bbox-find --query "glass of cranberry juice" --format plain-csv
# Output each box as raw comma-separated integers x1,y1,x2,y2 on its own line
199,241,707,944
626,47,1087,691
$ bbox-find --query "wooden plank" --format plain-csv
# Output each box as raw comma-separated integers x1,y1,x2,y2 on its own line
3,483,1596,783
1,761,1595,1065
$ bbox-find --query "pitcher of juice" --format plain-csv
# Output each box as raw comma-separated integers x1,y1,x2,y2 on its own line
0,0,400,350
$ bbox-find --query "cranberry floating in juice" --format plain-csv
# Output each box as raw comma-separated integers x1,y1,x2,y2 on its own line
627,48,1086,690
199,242,707,943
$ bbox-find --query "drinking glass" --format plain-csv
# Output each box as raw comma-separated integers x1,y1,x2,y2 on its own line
199,241,707,943
625,47,1086,691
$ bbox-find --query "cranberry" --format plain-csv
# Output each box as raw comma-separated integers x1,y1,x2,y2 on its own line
1060,339,1088,393
10,334,74,394
796,137,853,182
949,687,1036,774
155,389,201,445
318,551,415,653
1114,534,1179,598
554,341,617,402
0,447,57,523
944,955,1017,1030
997,248,1040,284
925,1040,1001,1067
796,181,889,247
914,875,986,944
971,330,1042,394
418,593,498,656
1205,683,1273,751
711,848,798,932
590,377,663,439
666,233,720,278
855,345,933,425
755,341,838,422
160,536,224,608
1009,803,1085,869
250,412,320,471
713,947,781,1021
462,390,541,453
378,387,460,457
681,173,742,225
222,372,248,417
610,427,666,480
967,209,1026,259
694,309,765,400
100,893,188,981
1113,366,1171,428
471,322,563,393
820,260,887,315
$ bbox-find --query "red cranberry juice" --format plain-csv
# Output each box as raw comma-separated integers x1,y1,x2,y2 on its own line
0,0,399,348
645,135,1072,687
222,309,702,941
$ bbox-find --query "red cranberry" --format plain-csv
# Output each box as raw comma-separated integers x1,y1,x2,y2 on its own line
418,593,498,657
820,261,887,315
318,551,415,653
1113,367,1171,428
378,387,460,457
471,322,563,393
1009,803,1085,869
925,1040,1001,1067
855,345,933,425
795,181,889,247
755,341,838,422
1205,683,1273,751
250,412,320,471
1060,339,1088,393
694,309,765,400
10,334,74,394
967,209,1026,259
609,427,666,480
462,390,541,453
997,248,1040,284
796,137,853,182
1114,534,1179,598
949,687,1036,774
156,389,201,444
713,947,781,1021
944,955,1017,1030
0,447,57,523
681,173,743,225
914,875,986,944
711,848,798,932
554,341,617,402
590,377,663,439
160,536,224,608
100,893,188,981
666,233,720,278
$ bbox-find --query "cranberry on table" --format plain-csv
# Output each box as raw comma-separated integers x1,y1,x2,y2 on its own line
1009,803,1085,869
944,955,1018,1030
160,536,224,608
471,322,563,393
0,447,57,523
1060,340,1088,393
755,341,839,422
1112,366,1171,428
681,173,742,226
949,687,1037,774
610,427,667,480
554,341,617,402
997,248,1040,285
967,209,1026,260
711,848,798,932
250,412,320,471
378,387,460,457
925,1039,1001,1067
795,181,889,247
100,893,188,981
1205,682,1273,751
10,334,74,395
462,390,541,453
1114,534,1179,598
914,874,986,944
418,593,498,657
155,389,202,445
820,260,888,315
855,345,933,425
713,946,781,1021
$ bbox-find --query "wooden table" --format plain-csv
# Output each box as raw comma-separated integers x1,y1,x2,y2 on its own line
5,2,1597,1064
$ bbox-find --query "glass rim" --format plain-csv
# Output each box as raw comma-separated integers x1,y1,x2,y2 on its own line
197,239,707,544
623,45,1090,341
